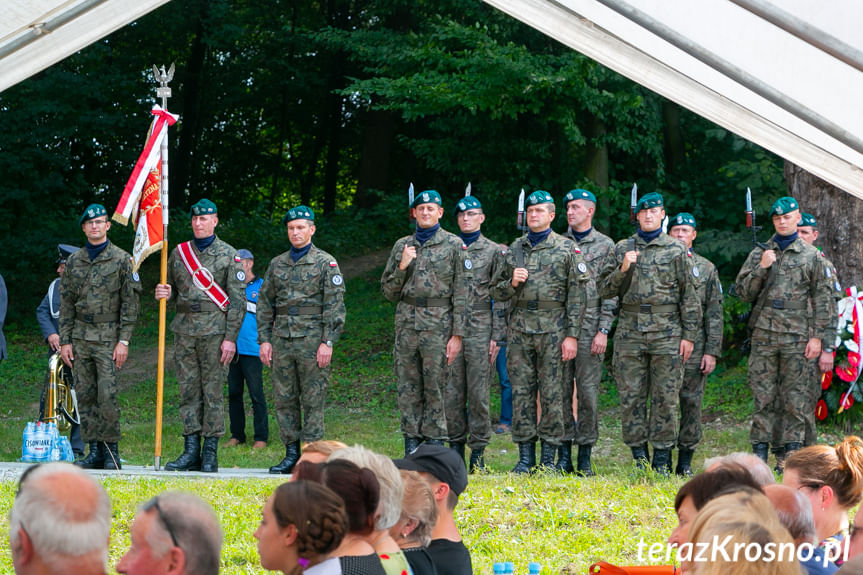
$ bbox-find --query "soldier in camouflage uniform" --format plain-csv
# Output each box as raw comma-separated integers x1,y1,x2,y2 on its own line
257,205,346,474
490,190,591,474
381,190,467,457
735,197,836,466
667,212,723,476
60,203,140,470
445,195,505,473
155,199,245,472
599,192,701,474
562,189,617,476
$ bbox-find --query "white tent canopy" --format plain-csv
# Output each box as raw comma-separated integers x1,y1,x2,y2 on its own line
483,0,863,199
0,0,171,93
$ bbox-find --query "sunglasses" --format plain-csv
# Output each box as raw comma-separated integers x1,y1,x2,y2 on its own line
143,496,179,547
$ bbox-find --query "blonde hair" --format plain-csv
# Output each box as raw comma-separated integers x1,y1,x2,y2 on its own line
785,435,863,509
302,440,348,457
397,470,438,547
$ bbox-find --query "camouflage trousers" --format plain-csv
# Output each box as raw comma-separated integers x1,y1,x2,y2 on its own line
612,333,683,450
394,327,450,441
566,336,605,446
770,360,821,450
678,343,707,449
72,339,121,442
446,332,493,449
749,330,813,445
271,335,328,445
509,329,569,445
175,333,227,438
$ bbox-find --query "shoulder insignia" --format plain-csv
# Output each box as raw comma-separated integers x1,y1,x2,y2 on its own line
692,266,700,278
574,246,581,254
462,244,468,250
332,274,343,286
329,261,338,267
719,282,723,294
826,267,832,278
465,259,473,270
234,255,241,262
237,270,246,282
577,262,587,274
132,271,140,282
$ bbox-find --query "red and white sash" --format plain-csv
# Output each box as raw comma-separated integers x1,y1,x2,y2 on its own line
177,241,230,311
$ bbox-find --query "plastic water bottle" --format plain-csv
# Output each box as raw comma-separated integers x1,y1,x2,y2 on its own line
503,561,515,575
528,562,541,574
493,563,505,575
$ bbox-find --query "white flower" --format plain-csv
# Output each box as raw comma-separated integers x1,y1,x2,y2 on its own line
846,340,860,353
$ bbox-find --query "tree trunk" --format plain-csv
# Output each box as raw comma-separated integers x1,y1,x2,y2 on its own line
584,114,609,188
785,161,863,288
662,100,685,176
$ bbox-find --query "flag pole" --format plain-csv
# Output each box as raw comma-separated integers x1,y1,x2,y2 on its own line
153,64,174,470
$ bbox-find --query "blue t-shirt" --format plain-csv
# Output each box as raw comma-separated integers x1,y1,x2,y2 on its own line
237,277,263,356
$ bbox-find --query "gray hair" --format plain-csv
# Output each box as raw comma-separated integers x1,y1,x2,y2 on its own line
704,452,776,486
139,491,223,575
329,445,404,530
9,463,111,568
771,487,817,544
398,470,438,547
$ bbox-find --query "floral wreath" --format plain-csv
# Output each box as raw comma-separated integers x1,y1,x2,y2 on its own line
817,286,863,422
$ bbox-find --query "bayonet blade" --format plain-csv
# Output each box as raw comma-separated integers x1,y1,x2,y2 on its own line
465,182,471,197
518,188,525,212
408,183,415,207
630,183,638,208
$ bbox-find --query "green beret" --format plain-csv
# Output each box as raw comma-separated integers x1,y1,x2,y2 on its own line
455,196,482,215
190,199,218,217
282,205,315,225
411,190,442,208
669,212,697,230
769,196,799,217
79,204,107,225
563,189,596,205
799,212,817,227
527,190,554,206
635,192,663,214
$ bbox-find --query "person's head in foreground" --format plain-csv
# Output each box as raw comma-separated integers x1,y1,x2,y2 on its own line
704,451,776,487
9,463,112,575
847,512,863,562
117,491,223,575
296,440,348,467
390,470,438,549
394,443,468,516
255,480,348,575
783,436,863,544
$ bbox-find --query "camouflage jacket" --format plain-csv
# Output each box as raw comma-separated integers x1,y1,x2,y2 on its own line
735,237,836,344
463,234,507,342
166,236,245,339
381,227,467,336
59,241,140,344
257,244,346,344
490,231,591,338
689,250,724,357
599,232,701,341
565,227,618,338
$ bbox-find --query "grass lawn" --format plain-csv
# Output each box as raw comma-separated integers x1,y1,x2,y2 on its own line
0,265,850,574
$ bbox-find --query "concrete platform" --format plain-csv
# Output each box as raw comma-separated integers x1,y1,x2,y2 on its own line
0,461,284,481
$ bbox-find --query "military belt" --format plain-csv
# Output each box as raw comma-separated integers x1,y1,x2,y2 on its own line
621,303,679,313
178,301,222,313
80,312,119,323
514,300,565,311
276,305,323,316
472,301,492,311
586,298,601,310
401,296,450,307
769,299,807,310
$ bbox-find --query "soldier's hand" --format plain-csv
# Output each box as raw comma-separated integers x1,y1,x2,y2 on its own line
759,250,777,269
47,333,61,352
317,343,333,368
591,331,608,355
562,336,578,361
680,339,694,362
446,335,463,365
804,337,822,360
621,250,639,273
60,344,74,368
113,341,129,369
511,268,528,287
819,350,834,374
489,340,500,364
260,342,273,367
398,245,417,270
701,354,717,375
220,340,237,365
154,284,172,300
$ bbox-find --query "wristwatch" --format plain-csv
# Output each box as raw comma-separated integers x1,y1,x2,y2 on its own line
324,340,333,348
598,328,609,335
823,347,834,354
118,340,130,346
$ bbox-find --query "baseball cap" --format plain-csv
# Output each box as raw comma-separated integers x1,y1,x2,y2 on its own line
393,444,468,495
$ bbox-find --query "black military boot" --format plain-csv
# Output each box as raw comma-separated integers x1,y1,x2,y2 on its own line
76,441,105,470
103,442,122,470
555,441,574,474
450,441,466,462
675,448,694,477
404,436,421,456
577,444,596,477
200,437,219,473
511,442,536,474
469,448,486,474
269,440,301,474
782,442,803,471
539,441,557,470
631,444,650,470
651,448,672,476
752,442,769,464
773,445,789,475
165,434,201,471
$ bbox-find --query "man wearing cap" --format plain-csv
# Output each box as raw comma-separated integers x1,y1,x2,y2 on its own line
59,204,141,469
258,205,345,474
562,188,617,475
667,213,723,476
36,244,85,458
155,199,245,472
225,249,269,450
382,190,467,456
490,190,591,474
735,197,835,465
394,444,472,575
599,192,701,474
444,195,504,473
